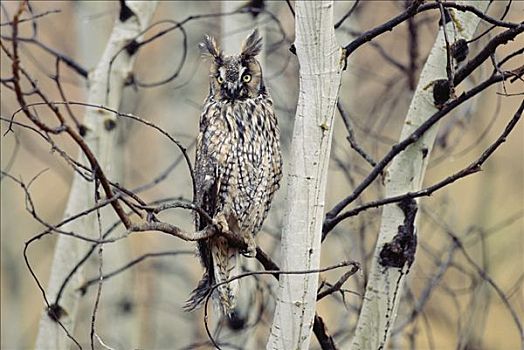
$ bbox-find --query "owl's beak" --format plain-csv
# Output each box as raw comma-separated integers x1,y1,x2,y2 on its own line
224,82,241,99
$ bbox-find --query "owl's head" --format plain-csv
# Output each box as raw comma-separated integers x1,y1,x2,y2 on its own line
202,30,265,101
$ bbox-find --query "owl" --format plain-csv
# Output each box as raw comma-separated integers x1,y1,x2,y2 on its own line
185,30,282,317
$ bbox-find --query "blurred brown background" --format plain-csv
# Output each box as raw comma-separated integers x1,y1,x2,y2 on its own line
1,1,523,349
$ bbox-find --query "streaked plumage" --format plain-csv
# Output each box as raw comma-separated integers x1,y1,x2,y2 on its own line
185,30,282,316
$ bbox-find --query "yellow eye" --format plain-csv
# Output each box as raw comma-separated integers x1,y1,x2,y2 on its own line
242,74,251,82
217,76,224,84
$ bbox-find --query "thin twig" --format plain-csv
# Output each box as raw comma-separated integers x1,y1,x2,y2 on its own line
334,0,360,29
324,99,523,237
324,72,510,234
203,261,357,350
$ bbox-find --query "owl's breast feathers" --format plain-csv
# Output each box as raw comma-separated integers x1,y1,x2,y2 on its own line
196,94,282,234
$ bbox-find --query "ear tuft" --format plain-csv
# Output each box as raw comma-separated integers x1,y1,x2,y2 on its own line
201,35,223,62
240,29,262,61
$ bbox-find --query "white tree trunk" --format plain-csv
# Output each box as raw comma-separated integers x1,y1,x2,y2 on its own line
349,2,489,349
267,1,343,349
35,2,157,349
74,2,137,347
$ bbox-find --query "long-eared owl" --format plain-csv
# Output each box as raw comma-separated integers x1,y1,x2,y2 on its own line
185,30,282,316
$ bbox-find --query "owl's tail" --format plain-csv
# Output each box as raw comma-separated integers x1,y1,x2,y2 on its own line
210,236,241,315
184,237,240,316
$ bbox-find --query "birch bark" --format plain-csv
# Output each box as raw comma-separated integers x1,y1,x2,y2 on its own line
267,1,343,349
349,2,489,349
34,2,157,349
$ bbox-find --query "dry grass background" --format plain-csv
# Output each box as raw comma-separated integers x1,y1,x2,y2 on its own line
1,1,522,349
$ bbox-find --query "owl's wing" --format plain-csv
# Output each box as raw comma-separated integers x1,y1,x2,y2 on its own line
194,130,220,231
262,103,283,215
240,102,282,235
193,107,223,301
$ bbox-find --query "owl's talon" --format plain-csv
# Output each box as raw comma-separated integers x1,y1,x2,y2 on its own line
241,247,257,258
241,237,257,258
212,213,230,234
